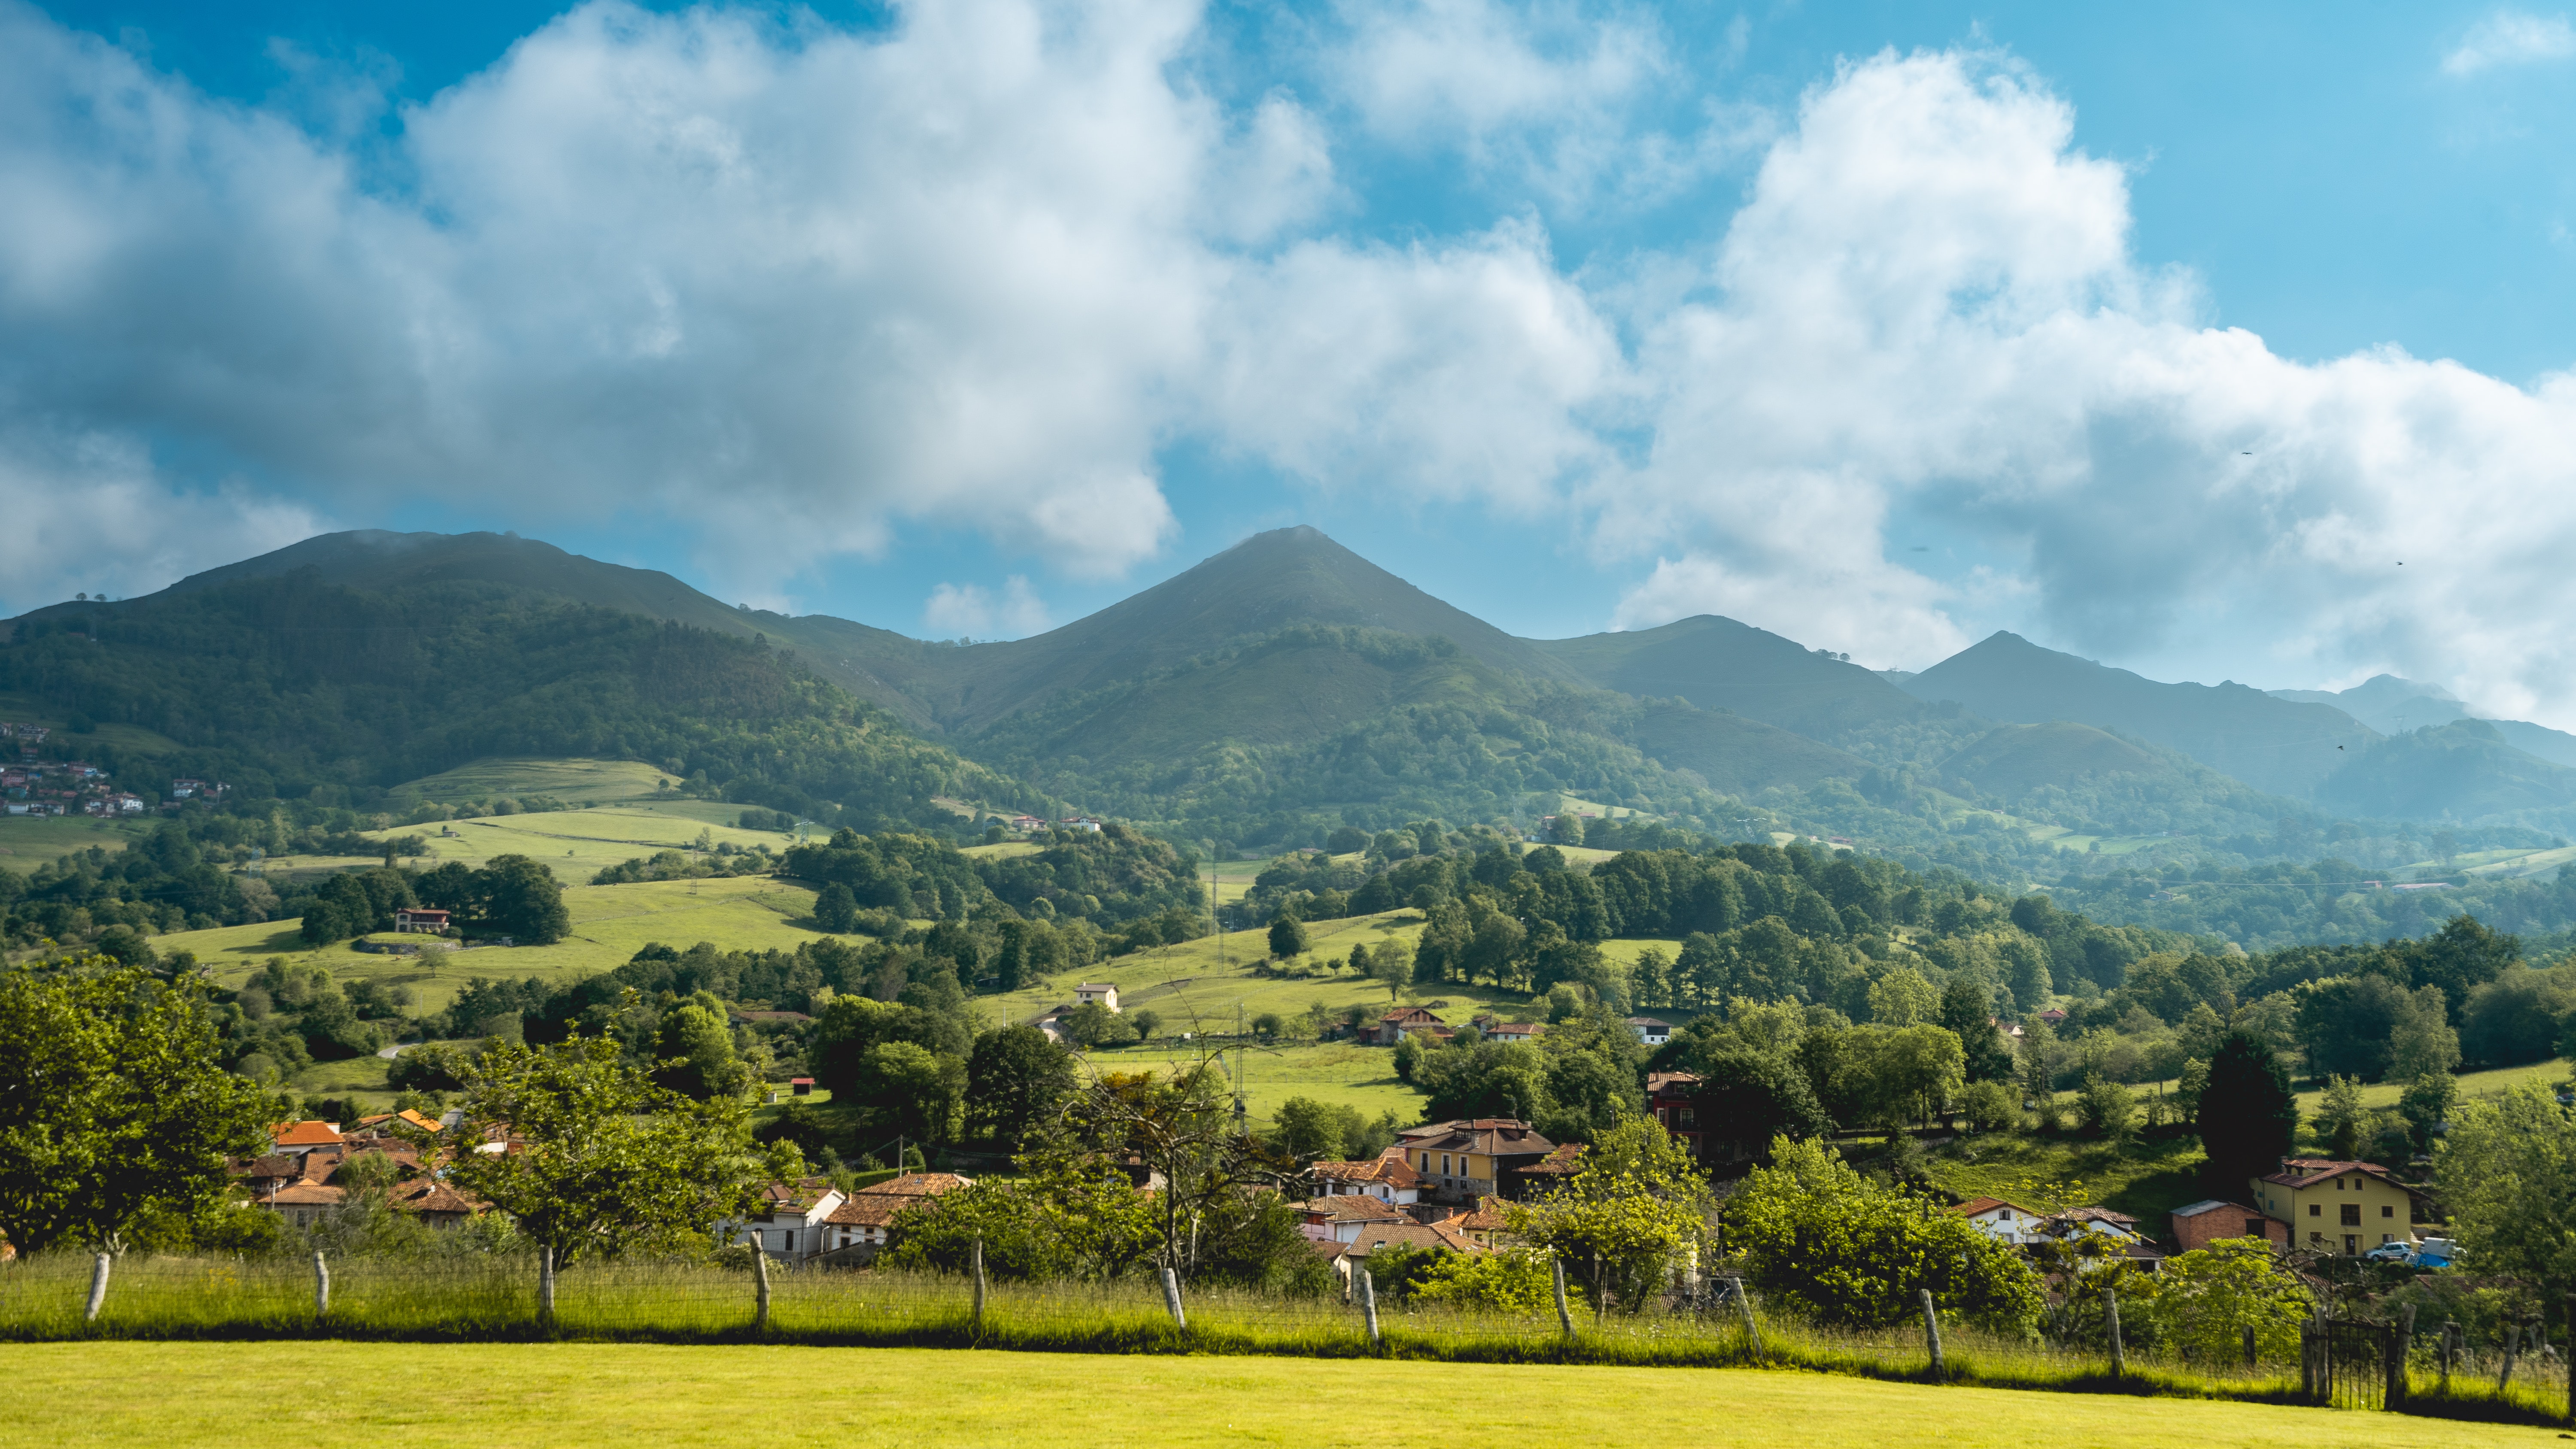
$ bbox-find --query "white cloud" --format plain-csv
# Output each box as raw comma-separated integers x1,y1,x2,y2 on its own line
923,575,1051,639
2441,10,2576,76
0,427,322,615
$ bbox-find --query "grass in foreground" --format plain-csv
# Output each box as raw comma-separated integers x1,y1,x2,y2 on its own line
0,1340,2556,1449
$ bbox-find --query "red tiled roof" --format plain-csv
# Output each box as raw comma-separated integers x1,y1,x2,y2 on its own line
1312,1157,1422,1190
392,1180,483,1215
1333,1219,1488,1257
1405,1122,1558,1157
857,1172,974,1197
825,1195,911,1228
270,1121,343,1147
1950,1197,2036,1218
2254,1159,2416,1191
1514,1143,1585,1177
1307,1194,1410,1224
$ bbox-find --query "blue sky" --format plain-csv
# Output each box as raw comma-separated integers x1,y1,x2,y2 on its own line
10,1,2576,724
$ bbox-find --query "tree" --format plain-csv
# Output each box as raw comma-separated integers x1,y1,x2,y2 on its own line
2312,1075,2367,1159
2144,1237,2314,1363
1867,1024,1965,1128
1268,911,1309,961
1417,1246,1567,1316
1678,1047,1829,1160
441,1020,797,1264
1066,999,1131,1049
653,999,756,1100
1058,1064,1295,1277
2433,1082,2576,1306
479,854,571,943
965,1025,1076,1145
858,1041,966,1146
1272,1095,1363,1161
1723,1136,2042,1331
2397,1069,2456,1149
1959,1079,2017,1134
1392,1035,1423,1082
1866,967,1936,1026
1938,973,2016,1083
2198,1028,2299,1191
1251,1011,1284,1039
1507,1115,1712,1312
0,961,275,1255
2388,985,2460,1080
813,882,859,933
1128,1008,1162,1042
1369,938,1415,1002
2074,1074,2135,1144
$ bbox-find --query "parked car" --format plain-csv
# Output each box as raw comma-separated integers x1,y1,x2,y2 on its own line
2363,1242,2412,1263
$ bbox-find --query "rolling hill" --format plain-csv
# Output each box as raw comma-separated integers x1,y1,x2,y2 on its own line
2315,719,2576,825
1935,721,2181,799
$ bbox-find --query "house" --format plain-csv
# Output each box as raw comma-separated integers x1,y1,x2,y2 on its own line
270,1120,345,1155
255,1182,346,1229
170,777,209,798
818,1172,977,1262
1310,1155,1422,1206
1057,817,1103,833
1074,983,1120,1013
1008,814,1046,833
2250,1159,2426,1255
1949,1196,2045,1246
392,907,451,934
1373,1006,1444,1045
1300,1192,1413,1243
2170,1199,2292,1252
718,1178,848,1263
789,1077,815,1096
1645,1071,1707,1158
1437,1197,1516,1248
1395,1119,1559,1203
390,1179,484,1229
1312,1217,1488,1288
1625,1016,1675,1046
2035,1008,2069,1027
1485,1021,1543,1043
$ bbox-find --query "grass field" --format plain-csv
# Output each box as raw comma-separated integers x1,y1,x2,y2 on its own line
367,803,799,882
0,812,146,873
0,1342,2551,1449
1103,1040,1424,1125
1926,1129,2209,1222
2291,1056,2566,1117
391,756,671,803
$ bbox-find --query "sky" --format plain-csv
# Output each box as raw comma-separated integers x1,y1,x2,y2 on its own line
8,1,2576,726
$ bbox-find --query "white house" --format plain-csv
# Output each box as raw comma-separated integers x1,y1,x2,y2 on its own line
1297,1192,1413,1244
717,1178,847,1263
1309,1154,1422,1206
820,1172,976,1262
1625,1016,1674,1046
1949,1196,2044,1246
1074,983,1120,1013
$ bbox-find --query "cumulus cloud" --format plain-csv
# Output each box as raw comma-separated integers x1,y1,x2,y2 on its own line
2441,10,2576,75
1593,49,2576,727
923,575,1051,639
0,427,322,616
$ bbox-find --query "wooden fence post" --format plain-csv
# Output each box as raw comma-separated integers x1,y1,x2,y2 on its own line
753,1241,772,1334
2104,1288,2123,1379
1358,1268,1382,1352
2437,1320,2454,1392
1551,1258,1575,1342
2565,1295,2576,1425
1160,1266,1187,1332
312,1249,330,1322
2500,1322,2521,1393
538,1244,557,1330
2243,1322,2257,1369
1729,1276,1764,1361
2299,1320,2314,1400
1919,1289,1944,1380
971,1237,987,1339
83,1252,111,1325
2387,1303,2415,1411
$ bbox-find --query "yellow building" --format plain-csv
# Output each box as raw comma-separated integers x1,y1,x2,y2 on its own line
2248,1159,2422,1255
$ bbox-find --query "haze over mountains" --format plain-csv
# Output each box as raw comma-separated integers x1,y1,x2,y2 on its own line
13,525,2576,865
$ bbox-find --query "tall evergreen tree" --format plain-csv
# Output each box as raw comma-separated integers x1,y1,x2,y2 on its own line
2198,1028,2300,1191
1938,974,2017,1083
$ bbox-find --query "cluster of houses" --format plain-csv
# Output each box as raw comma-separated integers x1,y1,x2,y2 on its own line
1947,1157,2438,1270
1000,814,1103,834
234,1113,487,1230
0,734,220,816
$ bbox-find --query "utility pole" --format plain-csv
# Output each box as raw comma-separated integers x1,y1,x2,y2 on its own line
1233,1003,1248,1135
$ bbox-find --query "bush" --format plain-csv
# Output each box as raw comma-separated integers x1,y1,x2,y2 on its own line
1724,1137,2044,1331
1959,1079,2017,1134
1416,1247,1562,1315
2074,1075,2134,1143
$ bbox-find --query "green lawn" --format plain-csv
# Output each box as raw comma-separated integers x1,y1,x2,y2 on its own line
2291,1056,2566,1118
0,812,146,873
365,802,799,883
390,756,671,803
0,1343,2545,1449
164,875,830,1015
1100,1040,1425,1127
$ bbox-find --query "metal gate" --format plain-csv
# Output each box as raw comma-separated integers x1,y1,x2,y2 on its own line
2302,1317,2403,1410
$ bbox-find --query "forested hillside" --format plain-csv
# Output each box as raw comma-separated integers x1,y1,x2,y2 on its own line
1,571,1045,828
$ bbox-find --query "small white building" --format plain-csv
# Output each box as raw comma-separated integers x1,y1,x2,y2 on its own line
717,1178,847,1263
1074,983,1120,1013
1309,1154,1422,1206
1625,1016,1674,1046
1949,1196,2044,1246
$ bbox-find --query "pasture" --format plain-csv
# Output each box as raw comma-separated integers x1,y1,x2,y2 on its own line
0,1342,2549,1449
0,812,144,873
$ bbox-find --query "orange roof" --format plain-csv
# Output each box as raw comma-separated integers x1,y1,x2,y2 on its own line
857,1172,975,1197
259,1183,347,1206
270,1121,343,1147
2255,1159,2417,1191
1951,1197,2036,1218
1312,1157,1422,1190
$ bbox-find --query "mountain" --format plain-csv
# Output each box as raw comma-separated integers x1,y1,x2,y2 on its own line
2486,719,2576,770
849,526,1589,734
1531,615,1925,739
1899,632,2378,797
157,529,947,731
2314,719,2576,825
2267,674,2471,736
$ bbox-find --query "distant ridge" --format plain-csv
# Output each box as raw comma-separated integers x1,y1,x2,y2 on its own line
1900,632,2377,797
1532,615,1924,739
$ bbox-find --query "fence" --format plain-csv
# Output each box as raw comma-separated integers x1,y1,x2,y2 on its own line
2,1251,2567,1426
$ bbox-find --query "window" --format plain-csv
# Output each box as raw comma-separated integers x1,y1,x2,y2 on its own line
2340,1203,2361,1227
2309,1203,2321,1217
1677,1108,1696,1128
2343,1234,2357,1254
2381,1234,2394,1244
2380,1205,2394,1218
2245,1219,2264,1238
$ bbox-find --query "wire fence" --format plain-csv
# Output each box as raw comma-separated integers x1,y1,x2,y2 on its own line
1,1250,2565,1426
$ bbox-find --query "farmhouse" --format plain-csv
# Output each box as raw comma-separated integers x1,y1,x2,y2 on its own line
1625,1016,1674,1046
819,1172,976,1263
1949,1196,2045,1246
1395,1119,1558,1203
1309,1155,1422,1206
1073,983,1120,1012
1372,1006,1443,1045
719,1178,847,1262
2250,1158,2424,1255
393,907,451,934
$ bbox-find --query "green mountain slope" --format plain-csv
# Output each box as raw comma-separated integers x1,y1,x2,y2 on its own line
1902,631,2378,797
1532,615,1925,739
1,570,1042,828
2316,720,2576,825
1938,722,2180,798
